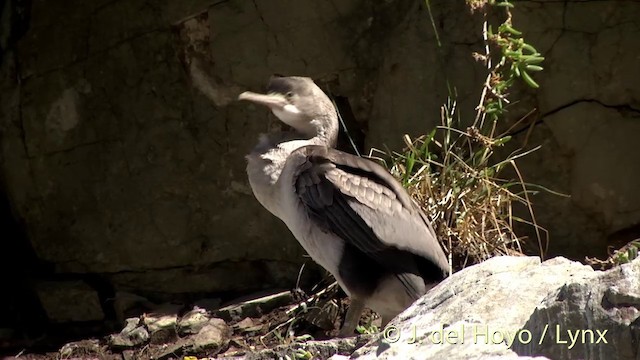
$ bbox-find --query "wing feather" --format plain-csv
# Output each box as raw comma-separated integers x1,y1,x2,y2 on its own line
292,145,449,282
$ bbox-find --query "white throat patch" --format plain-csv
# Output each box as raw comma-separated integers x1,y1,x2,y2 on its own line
272,104,303,126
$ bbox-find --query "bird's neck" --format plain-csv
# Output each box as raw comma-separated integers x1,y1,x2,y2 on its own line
310,114,339,148
245,114,338,218
247,115,337,182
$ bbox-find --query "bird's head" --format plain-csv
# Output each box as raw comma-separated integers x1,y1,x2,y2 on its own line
238,76,337,141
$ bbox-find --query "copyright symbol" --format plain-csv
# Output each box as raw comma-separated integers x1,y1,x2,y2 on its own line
383,325,400,343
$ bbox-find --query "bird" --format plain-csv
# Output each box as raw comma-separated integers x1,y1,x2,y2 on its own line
238,75,449,337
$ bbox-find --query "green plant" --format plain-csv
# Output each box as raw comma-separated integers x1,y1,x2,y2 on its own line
586,239,640,270
477,0,545,128
370,0,549,271
356,318,379,335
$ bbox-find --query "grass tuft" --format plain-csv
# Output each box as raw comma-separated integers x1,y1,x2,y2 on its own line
366,0,550,272
586,239,640,270
370,98,547,272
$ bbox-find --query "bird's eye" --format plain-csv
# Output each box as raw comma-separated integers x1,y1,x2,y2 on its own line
285,92,294,99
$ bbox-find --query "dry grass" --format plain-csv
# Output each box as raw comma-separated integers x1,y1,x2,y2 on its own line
363,0,552,273
370,98,548,273
586,239,640,270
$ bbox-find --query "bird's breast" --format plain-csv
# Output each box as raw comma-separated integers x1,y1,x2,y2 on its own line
245,139,346,282
277,177,345,278
245,152,283,218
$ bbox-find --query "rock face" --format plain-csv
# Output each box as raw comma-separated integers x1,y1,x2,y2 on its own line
34,280,104,322
1,0,640,319
507,1,640,257
514,257,640,359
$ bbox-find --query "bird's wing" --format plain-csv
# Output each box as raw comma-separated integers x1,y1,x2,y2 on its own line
291,145,449,280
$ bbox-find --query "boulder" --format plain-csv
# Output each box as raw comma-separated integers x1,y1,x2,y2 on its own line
34,280,104,322
349,256,639,360
514,257,640,359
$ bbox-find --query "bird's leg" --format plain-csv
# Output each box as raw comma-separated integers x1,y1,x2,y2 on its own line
338,298,365,337
380,316,392,329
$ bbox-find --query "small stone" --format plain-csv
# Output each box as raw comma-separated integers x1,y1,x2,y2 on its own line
154,339,189,360
107,333,127,348
122,350,135,360
59,340,101,358
122,317,140,333
108,317,150,349
233,317,263,333
108,325,149,349
129,326,150,345
178,306,210,335
148,327,176,345
143,313,178,333
143,304,181,344
191,318,231,352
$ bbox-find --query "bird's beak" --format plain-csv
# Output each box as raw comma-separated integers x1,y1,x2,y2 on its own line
238,91,287,109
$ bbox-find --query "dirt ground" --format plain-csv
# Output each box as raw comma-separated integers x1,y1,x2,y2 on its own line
1,288,378,360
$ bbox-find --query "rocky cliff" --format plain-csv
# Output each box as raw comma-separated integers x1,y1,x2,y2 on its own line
0,0,639,342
